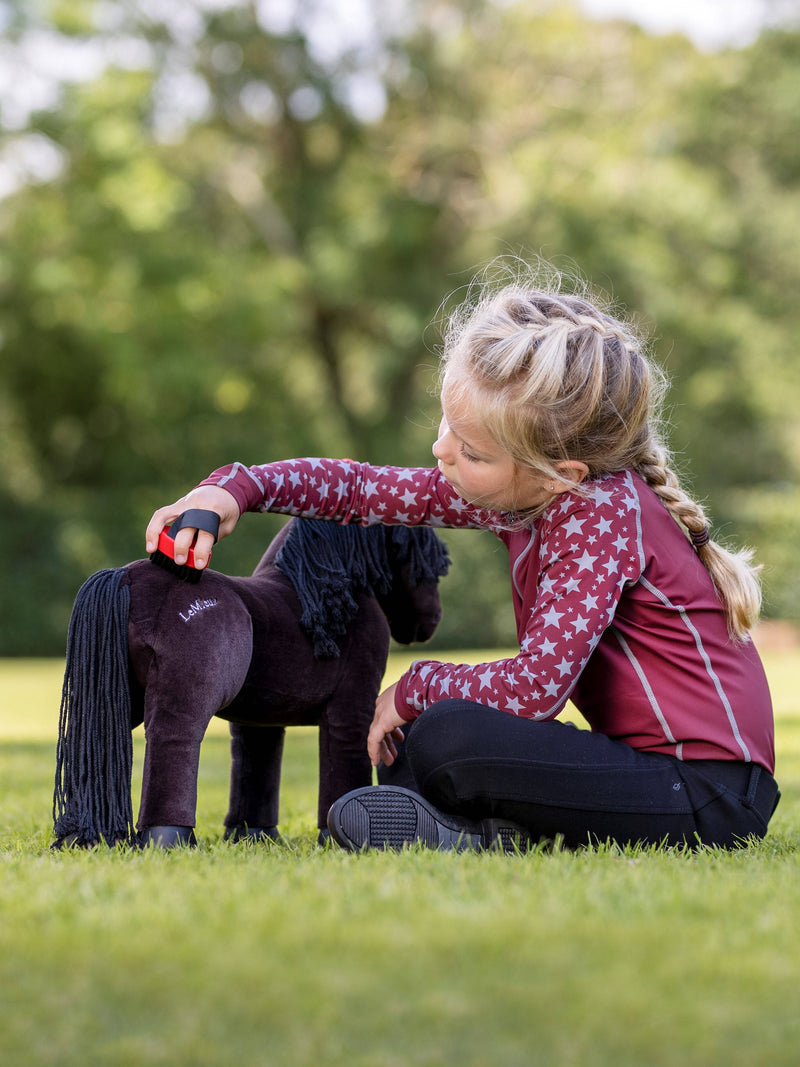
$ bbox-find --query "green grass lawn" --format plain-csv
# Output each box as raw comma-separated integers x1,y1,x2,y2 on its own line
2,650,800,1066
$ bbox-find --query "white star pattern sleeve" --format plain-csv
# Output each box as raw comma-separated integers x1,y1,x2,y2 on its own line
198,458,498,529
394,475,644,722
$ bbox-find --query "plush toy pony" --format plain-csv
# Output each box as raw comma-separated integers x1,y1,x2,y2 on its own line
52,517,449,849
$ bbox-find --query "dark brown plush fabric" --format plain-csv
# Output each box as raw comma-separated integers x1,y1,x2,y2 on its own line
54,519,447,844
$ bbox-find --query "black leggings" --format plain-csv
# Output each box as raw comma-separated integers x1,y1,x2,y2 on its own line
378,700,780,849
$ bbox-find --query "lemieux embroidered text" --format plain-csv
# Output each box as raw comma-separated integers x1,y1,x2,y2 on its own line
179,597,219,623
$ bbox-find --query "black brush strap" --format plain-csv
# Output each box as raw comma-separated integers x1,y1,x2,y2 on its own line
168,509,221,543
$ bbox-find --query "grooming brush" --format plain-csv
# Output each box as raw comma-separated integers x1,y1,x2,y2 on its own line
149,509,221,583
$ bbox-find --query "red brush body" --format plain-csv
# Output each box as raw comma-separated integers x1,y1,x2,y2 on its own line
149,509,220,583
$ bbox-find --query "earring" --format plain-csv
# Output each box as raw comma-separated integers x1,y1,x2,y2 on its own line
549,484,556,491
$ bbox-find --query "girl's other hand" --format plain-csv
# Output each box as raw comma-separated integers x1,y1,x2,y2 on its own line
368,682,407,767
145,485,241,569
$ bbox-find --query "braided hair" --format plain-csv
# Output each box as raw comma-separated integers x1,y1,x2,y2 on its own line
439,261,761,640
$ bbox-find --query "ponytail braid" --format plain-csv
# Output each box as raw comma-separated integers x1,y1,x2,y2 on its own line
634,445,762,642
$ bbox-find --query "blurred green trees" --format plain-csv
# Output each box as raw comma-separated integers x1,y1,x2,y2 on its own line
1,1,798,653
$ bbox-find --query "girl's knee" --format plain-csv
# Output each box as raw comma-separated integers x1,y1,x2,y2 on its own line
405,699,487,785
406,699,476,750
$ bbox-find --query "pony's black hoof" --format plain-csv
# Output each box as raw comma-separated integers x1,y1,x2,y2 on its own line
139,825,197,849
317,828,332,846
224,825,281,843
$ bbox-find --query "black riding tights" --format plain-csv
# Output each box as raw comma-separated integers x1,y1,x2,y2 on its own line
377,700,780,849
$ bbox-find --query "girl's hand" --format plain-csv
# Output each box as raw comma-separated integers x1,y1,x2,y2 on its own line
368,682,407,767
145,485,241,570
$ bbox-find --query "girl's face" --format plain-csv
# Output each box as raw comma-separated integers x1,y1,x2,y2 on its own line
432,391,553,512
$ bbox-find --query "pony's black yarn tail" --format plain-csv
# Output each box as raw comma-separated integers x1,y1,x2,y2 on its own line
53,568,136,848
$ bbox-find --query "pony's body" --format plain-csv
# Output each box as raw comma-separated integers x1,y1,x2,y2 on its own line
53,519,449,848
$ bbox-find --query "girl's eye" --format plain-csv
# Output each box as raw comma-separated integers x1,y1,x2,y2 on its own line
460,446,480,463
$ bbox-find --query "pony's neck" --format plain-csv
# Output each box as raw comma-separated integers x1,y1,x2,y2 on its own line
273,521,392,659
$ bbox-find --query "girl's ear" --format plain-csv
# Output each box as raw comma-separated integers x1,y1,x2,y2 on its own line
552,461,590,490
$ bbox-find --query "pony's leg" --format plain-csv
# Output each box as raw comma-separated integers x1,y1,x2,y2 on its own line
137,687,217,836
315,619,387,837
136,627,253,841
224,723,286,840
317,697,375,835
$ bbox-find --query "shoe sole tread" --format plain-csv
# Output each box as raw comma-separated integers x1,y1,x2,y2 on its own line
328,786,531,852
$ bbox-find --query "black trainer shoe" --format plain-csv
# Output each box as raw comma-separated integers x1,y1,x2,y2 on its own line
327,785,533,852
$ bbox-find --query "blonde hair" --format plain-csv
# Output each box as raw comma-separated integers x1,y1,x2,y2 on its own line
439,262,761,640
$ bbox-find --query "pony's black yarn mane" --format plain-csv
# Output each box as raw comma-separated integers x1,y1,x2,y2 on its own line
274,520,450,658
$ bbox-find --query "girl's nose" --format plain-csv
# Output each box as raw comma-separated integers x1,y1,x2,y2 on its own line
432,418,451,462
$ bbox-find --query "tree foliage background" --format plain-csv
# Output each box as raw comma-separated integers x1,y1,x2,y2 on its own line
1,0,799,654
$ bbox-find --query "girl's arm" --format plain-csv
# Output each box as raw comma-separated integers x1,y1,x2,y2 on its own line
393,479,644,722
146,456,494,569
195,457,495,529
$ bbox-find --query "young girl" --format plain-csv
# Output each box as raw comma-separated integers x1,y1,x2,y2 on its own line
145,269,779,851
